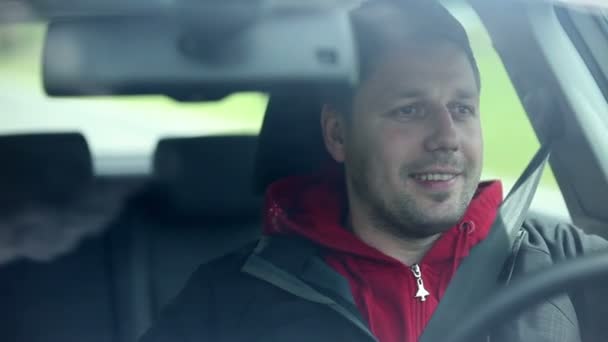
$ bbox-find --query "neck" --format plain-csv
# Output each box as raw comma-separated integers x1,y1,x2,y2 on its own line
347,215,440,265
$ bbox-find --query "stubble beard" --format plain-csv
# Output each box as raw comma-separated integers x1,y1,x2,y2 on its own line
348,159,479,239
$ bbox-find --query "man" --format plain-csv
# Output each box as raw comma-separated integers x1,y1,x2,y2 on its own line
141,0,608,341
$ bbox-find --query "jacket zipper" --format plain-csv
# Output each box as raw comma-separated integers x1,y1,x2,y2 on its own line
410,264,430,302
411,263,429,339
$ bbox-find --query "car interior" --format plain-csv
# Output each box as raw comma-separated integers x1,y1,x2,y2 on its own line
1,0,607,341
0,131,262,342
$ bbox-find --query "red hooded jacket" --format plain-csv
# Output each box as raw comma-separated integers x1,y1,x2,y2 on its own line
264,171,503,342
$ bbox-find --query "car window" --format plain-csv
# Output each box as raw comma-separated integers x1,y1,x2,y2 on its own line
443,1,570,220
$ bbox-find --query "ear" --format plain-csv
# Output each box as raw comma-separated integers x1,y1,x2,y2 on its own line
321,104,347,163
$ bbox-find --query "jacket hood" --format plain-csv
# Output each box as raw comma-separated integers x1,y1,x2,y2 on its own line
263,168,503,266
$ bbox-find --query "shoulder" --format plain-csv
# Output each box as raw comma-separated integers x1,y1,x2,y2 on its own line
140,243,262,342
520,214,608,260
174,241,272,308
187,242,257,284
141,239,325,342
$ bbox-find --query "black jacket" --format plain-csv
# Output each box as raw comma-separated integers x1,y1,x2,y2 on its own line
140,217,608,342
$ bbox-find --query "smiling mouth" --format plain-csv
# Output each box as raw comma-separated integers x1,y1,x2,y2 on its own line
410,173,459,182
409,172,462,192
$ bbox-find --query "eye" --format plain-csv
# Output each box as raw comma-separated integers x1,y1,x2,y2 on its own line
449,103,475,119
389,103,426,120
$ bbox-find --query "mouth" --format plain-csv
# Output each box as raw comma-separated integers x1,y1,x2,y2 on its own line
411,173,458,182
409,171,462,191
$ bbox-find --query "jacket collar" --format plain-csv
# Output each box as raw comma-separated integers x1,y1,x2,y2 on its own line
241,235,377,341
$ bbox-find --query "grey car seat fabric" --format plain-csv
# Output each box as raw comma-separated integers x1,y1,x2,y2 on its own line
254,92,331,193
0,133,93,263
0,133,139,263
0,133,142,342
0,133,262,342
109,135,262,342
0,236,117,342
151,134,262,310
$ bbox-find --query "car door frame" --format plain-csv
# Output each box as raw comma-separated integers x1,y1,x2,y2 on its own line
471,0,608,237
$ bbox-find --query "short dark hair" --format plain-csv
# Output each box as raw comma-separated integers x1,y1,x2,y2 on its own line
327,0,480,117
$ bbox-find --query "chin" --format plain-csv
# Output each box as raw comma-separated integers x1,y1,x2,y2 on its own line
395,224,452,239
407,207,465,236
423,217,462,233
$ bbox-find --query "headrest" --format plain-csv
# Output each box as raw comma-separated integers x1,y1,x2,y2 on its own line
0,133,93,214
153,135,260,220
254,93,331,193
0,133,130,264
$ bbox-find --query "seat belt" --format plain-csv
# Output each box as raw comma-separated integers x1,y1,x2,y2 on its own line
419,143,552,342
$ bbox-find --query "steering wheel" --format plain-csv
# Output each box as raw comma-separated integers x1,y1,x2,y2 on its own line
444,250,608,342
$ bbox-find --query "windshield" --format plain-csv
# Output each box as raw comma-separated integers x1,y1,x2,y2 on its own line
0,1,572,218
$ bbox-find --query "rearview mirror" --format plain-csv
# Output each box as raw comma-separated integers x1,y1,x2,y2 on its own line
43,8,358,100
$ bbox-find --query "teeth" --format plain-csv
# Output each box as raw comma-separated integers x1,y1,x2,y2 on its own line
413,173,456,181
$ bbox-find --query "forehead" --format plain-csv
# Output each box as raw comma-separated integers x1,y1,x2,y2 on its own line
358,41,479,103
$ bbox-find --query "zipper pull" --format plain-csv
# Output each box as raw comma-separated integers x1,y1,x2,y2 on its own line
410,264,430,302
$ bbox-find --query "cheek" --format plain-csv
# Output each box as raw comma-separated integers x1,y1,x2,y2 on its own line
462,124,483,166
378,124,420,176
347,123,402,183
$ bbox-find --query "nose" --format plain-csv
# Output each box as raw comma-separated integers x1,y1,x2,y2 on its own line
423,105,459,153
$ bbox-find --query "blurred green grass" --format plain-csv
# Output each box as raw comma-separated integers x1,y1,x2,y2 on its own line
0,22,557,188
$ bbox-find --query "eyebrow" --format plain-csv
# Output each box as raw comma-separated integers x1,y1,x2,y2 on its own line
397,89,426,98
395,88,478,99
454,89,478,99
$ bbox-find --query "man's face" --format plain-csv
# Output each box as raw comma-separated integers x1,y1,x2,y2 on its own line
336,41,482,238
